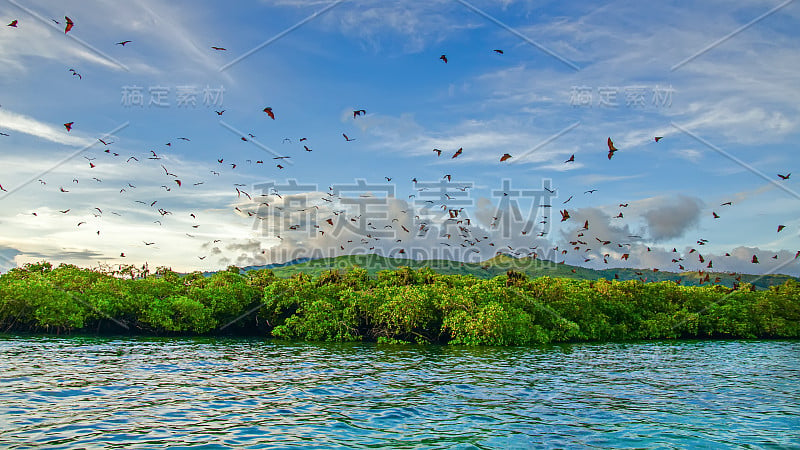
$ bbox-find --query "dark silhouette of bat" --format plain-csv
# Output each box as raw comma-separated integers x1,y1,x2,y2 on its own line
654,136,663,142
712,212,719,218
777,225,786,232
565,154,574,163
263,107,275,119
64,122,74,131
752,255,759,264
343,133,355,141
116,40,131,46
211,46,226,51
500,153,512,162
353,109,366,118
607,137,618,159
777,173,791,180
433,149,442,156
215,110,225,115
452,148,463,158
439,54,447,63
560,209,570,221
7,20,17,27
493,49,503,54
64,16,73,34
161,165,177,176
720,201,732,206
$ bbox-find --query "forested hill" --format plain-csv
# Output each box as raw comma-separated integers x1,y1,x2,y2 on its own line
243,254,797,290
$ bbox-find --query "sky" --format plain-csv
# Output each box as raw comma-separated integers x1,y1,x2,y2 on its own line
0,0,799,277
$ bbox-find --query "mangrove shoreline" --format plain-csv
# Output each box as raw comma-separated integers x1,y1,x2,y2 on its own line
0,262,798,345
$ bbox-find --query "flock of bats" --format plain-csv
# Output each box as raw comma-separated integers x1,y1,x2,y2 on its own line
2,15,798,284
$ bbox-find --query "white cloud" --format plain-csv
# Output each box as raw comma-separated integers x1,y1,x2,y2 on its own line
0,109,94,147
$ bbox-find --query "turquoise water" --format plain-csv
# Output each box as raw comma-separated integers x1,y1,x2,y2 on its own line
0,336,798,449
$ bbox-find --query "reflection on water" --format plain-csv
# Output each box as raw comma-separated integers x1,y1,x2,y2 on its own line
1,335,798,449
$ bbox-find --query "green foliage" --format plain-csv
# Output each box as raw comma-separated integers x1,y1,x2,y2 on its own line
141,295,215,333
263,276,360,341
0,262,797,344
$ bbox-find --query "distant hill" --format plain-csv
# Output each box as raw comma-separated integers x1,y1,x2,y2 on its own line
203,257,310,277
255,254,798,290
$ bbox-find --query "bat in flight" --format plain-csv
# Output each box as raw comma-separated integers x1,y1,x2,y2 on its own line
64,122,74,131
7,20,18,27
343,133,355,141
353,109,366,119
64,16,73,34
777,173,791,180
211,46,226,51
452,148,463,158
439,54,447,63
500,153,512,162
263,107,275,120
607,137,618,160
116,40,132,46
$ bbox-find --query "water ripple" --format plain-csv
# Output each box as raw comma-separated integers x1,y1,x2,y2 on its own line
1,336,798,449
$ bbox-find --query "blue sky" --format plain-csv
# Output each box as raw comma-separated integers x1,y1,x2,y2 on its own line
1,0,799,276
